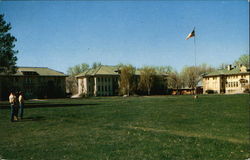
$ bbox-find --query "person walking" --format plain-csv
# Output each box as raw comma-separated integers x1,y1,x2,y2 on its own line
9,92,17,122
18,92,24,119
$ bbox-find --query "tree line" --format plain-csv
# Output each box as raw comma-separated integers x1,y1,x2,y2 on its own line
66,63,215,96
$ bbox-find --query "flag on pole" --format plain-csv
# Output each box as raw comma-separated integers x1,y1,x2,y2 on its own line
185,29,195,40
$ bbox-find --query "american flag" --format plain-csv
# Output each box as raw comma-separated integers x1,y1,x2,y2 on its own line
186,29,195,40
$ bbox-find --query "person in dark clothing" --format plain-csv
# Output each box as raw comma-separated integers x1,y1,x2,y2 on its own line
18,92,24,119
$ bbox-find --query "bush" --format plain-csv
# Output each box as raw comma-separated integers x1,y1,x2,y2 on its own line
205,90,214,94
244,88,250,93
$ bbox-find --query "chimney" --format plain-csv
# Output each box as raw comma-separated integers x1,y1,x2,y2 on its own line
227,65,232,71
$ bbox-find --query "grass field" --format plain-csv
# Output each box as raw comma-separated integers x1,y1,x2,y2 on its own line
0,94,249,160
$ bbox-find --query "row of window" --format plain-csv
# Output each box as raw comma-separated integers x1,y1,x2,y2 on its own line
13,77,62,84
227,75,247,79
205,75,247,81
97,85,112,92
204,77,217,80
96,77,118,83
87,85,113,92
226,82,238,88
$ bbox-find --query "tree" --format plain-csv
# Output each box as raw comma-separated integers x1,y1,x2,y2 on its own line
0,14,18,74
197,63,215,75
168,71,184,94
181,66,199,92
181,64,215,93
66,63,89,94
92,62,102,69
67,63,89,76
115,63,126,68
234,54,249,68
119,65,135,96
218,63,229,70
139,66,156,95
154,65,174,74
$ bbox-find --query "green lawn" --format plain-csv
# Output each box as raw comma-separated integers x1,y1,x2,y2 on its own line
0,94,249,160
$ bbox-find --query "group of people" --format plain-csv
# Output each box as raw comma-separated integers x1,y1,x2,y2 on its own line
9,91,24,122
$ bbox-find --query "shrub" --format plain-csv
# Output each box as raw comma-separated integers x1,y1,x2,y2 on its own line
244,88,250,93
205,90,214,94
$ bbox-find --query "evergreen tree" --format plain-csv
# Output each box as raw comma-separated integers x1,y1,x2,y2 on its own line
234,54,249,68
0,14,18,74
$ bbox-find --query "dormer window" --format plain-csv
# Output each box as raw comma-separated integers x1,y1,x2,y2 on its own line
21,71,39,75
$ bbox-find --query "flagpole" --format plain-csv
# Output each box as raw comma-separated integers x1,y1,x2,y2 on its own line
194,27,196,67
186,27,198,97
194,27,197,96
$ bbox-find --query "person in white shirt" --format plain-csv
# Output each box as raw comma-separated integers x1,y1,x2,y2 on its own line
9,92,17,122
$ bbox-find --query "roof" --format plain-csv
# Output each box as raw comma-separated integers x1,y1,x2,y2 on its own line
0,67,67,77
76,65,119,77
203,66,249,77
76,65,168,78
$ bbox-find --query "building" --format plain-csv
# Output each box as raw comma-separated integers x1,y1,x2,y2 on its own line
0,67,67,100
76,65,167,96
76,65,119,96
203,65,250,94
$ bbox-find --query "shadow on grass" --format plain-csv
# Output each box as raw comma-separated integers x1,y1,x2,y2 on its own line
0,103,99,109
21,116,45,122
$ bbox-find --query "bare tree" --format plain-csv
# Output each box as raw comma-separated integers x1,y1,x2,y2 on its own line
66,76,78,94
92,62,102,69
154,65,174,74
197,63,216,77
168,71,184,94
119,65,135,96
181,64,215,93
139,66,156,95
218,63,229,70
181,66,199,92
66,63,89,94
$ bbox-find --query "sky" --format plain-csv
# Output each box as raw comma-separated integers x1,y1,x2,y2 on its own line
0,0,249,74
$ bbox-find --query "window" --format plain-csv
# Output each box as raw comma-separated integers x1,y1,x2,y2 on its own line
98,86,100,91
236,82,238,87
105,86,107,91
22,71,39,75
102,86,104,91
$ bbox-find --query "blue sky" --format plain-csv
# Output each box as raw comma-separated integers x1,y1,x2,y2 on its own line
0,1,249,73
